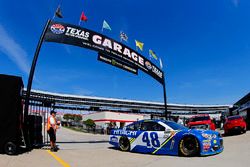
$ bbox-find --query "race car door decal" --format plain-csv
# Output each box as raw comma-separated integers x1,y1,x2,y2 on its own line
133,122,166,151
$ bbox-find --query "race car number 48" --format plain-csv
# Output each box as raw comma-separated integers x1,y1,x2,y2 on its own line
142,132,160,147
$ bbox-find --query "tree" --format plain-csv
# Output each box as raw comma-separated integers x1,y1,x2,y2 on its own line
74,114,82,122
84,119,95,128
63,114,71,121
63,114,82,122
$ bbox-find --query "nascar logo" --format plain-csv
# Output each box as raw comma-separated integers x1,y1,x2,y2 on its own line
50,24,65,34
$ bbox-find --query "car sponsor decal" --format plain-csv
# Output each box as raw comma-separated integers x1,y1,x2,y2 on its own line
130,138,136,144
112,129,137,137
202,139,211,151
170,139,175,150
110,136,118,143
203,144,211,151
203,139,211,143
152,131,180,154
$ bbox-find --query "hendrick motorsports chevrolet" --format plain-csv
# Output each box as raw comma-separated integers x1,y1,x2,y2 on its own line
109,119,223,156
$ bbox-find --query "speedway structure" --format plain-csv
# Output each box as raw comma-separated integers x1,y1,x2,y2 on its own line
23,89,231,117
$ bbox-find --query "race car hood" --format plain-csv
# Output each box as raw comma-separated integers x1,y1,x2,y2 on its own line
188,129,220,137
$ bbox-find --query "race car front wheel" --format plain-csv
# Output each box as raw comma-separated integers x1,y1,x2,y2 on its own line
119,136,130,152
179,136,199,157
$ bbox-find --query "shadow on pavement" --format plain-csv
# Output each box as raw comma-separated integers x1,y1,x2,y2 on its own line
222,132,246,137
0,147,32,156
57,140,109,144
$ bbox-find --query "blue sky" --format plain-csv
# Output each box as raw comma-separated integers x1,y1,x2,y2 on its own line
0,0,249,105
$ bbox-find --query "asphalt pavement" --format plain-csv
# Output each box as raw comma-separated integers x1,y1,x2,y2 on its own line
1,127,250,167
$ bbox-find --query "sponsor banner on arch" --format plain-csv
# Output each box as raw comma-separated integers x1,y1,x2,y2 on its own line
98,52,138,75
44,21,164,84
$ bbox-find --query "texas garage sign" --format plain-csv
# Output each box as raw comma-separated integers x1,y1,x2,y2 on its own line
44,21,164,84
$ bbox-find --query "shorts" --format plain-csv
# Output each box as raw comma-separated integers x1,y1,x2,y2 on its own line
47,127,56,142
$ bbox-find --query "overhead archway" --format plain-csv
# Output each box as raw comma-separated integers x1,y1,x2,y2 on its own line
24,20,168,131
45,21,164,84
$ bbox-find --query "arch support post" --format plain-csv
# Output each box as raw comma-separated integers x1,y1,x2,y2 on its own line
162,73,169,120
23,19,51,149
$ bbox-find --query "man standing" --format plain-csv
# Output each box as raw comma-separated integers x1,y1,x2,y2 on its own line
177,116,184,125
47,110,58,152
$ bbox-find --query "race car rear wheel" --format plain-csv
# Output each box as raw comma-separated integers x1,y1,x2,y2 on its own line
119,136,130,151
179,136,200,157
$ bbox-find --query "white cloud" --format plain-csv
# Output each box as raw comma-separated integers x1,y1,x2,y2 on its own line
0,24,30,75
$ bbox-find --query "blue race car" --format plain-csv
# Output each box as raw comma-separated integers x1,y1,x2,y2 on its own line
109,119,223,156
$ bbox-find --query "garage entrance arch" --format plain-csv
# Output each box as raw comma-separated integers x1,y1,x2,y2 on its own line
23,20,169,143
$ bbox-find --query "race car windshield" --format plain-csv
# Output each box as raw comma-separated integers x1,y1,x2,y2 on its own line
162,121,188,130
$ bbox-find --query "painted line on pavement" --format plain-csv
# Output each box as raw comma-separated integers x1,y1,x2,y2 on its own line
46,150,71,167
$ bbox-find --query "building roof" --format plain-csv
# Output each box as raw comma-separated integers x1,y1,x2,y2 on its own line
234,92,250,106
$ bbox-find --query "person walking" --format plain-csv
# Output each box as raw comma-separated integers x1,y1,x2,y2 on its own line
47,110,59,152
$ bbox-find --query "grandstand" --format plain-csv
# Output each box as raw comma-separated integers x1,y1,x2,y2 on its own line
23,89,231,118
